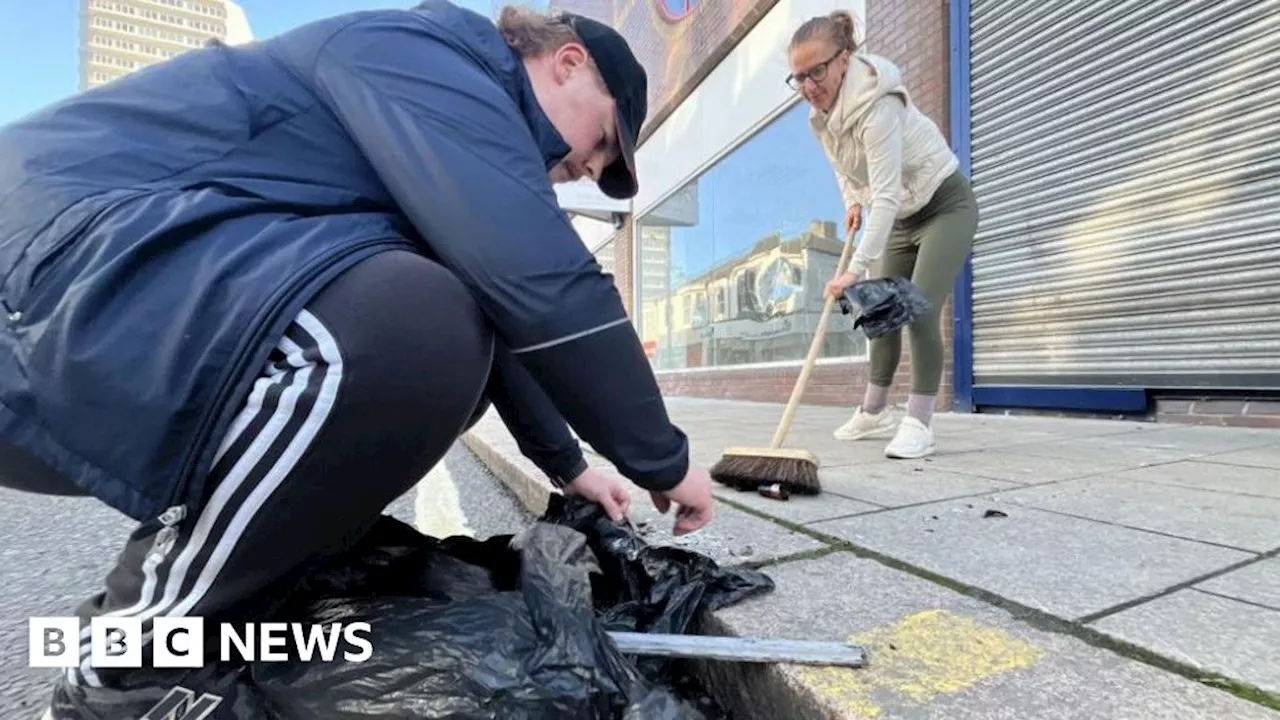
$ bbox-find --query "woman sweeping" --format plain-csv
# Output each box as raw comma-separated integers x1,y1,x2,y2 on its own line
787,10,980,459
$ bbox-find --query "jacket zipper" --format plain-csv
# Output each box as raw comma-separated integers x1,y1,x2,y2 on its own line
146,504,188,564
155,237,408,537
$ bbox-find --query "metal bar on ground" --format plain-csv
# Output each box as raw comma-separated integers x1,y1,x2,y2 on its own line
607,632,869,668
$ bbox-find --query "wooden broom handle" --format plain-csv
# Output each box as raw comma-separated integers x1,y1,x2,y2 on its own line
769,228,858,449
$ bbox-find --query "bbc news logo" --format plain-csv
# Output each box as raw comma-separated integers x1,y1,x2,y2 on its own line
29,617,374,668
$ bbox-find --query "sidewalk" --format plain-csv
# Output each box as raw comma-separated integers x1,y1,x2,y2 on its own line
461,397,1280,720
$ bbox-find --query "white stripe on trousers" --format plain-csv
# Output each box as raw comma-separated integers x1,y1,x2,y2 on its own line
67,337,298,685
68,309,343,687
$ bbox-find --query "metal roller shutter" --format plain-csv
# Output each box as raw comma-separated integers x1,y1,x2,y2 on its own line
967,0,1280,390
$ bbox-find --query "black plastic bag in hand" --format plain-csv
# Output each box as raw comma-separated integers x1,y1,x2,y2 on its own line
49,496,773,720
837,276,931,339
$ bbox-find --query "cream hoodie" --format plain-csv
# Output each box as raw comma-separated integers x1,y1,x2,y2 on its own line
810,53,959,279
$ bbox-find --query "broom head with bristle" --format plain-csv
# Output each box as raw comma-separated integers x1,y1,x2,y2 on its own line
709,446,821,495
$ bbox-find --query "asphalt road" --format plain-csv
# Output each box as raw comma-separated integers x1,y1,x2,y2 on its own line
1,443,532,719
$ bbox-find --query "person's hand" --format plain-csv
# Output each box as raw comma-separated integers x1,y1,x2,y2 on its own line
564,468,632,523
825,271,858,301
650,465,715,535
844,204,862,235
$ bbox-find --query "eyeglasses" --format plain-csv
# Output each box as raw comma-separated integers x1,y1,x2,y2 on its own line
785,49,846,91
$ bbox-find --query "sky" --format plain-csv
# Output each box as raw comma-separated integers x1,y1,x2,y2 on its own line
0,0,497,126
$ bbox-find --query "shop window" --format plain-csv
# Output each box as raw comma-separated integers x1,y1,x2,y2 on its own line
634,102,865,371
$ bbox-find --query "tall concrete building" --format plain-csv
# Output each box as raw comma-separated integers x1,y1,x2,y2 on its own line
79,0,253,90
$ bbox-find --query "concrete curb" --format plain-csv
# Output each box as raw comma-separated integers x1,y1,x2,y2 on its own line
459,427,838,720
458,431,552,517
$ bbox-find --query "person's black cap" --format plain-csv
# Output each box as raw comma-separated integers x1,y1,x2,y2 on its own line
560,12,648,200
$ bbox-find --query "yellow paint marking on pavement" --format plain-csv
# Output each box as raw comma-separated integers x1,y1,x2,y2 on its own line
794,609,1045,718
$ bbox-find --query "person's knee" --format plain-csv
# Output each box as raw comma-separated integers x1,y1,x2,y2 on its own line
907,312,943,346
869,332,902,359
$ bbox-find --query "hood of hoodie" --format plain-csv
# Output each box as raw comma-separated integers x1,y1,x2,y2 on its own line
810,53,908,135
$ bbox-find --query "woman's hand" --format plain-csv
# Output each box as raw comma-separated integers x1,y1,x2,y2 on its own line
845,205,862,235
825,271,859,301
563,468,632,523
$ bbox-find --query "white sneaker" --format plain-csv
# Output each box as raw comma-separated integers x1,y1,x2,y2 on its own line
833,406,898,441
885,416,935,459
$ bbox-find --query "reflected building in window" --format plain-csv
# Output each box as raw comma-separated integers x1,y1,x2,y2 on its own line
634,102,866,371
639,217,858,370
79,0,253,90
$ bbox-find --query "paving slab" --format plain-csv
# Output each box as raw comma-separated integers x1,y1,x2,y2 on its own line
1002,437,1214,467
1204,444,1280,470
717,421,1099,459
1091,588,1280,695
899,450,1130,484
1093,425,1280,454
992,477,1280,552
808,498,1253,619
1196,559,1280,609
714,484,883,524
462,409,827,567
1106,461,1280,500
698,552,1280,720
658,398,1243,465
934,424,1132,449
818,464,1023,508
931,413,1151,440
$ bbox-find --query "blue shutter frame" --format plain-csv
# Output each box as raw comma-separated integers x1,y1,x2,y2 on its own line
947,0,1148,416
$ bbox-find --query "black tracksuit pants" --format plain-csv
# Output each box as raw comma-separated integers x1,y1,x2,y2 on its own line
61,249,498,690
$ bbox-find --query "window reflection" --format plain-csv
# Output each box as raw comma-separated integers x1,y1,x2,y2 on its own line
635,103,867,369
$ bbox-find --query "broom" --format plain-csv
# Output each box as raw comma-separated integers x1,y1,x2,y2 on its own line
709,226,858,495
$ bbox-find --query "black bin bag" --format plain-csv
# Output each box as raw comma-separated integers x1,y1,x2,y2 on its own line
50,495,774,719
837,276,931,339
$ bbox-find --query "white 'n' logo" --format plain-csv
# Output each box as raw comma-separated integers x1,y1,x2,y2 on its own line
138,686,224,720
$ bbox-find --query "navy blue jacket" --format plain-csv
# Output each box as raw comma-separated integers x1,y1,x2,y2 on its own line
0,0,689,523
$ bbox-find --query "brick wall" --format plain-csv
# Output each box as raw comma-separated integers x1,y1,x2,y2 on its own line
612,216,636,316
587,217,636,316
1155,396,1280,429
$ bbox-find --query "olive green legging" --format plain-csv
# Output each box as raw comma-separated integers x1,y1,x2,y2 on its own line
869,170,979,395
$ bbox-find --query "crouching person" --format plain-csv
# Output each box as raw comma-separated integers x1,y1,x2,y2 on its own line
0,2,714,716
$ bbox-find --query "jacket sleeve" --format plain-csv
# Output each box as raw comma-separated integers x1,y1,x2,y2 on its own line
310,16,689,492
486,341,589,488
849,95,906,279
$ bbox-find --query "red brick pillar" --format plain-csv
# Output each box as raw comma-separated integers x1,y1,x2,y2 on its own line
612,216,636,317
865,0,954,411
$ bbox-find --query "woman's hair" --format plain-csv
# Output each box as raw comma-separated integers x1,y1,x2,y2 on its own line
789,10,860,53
497,5,583,58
